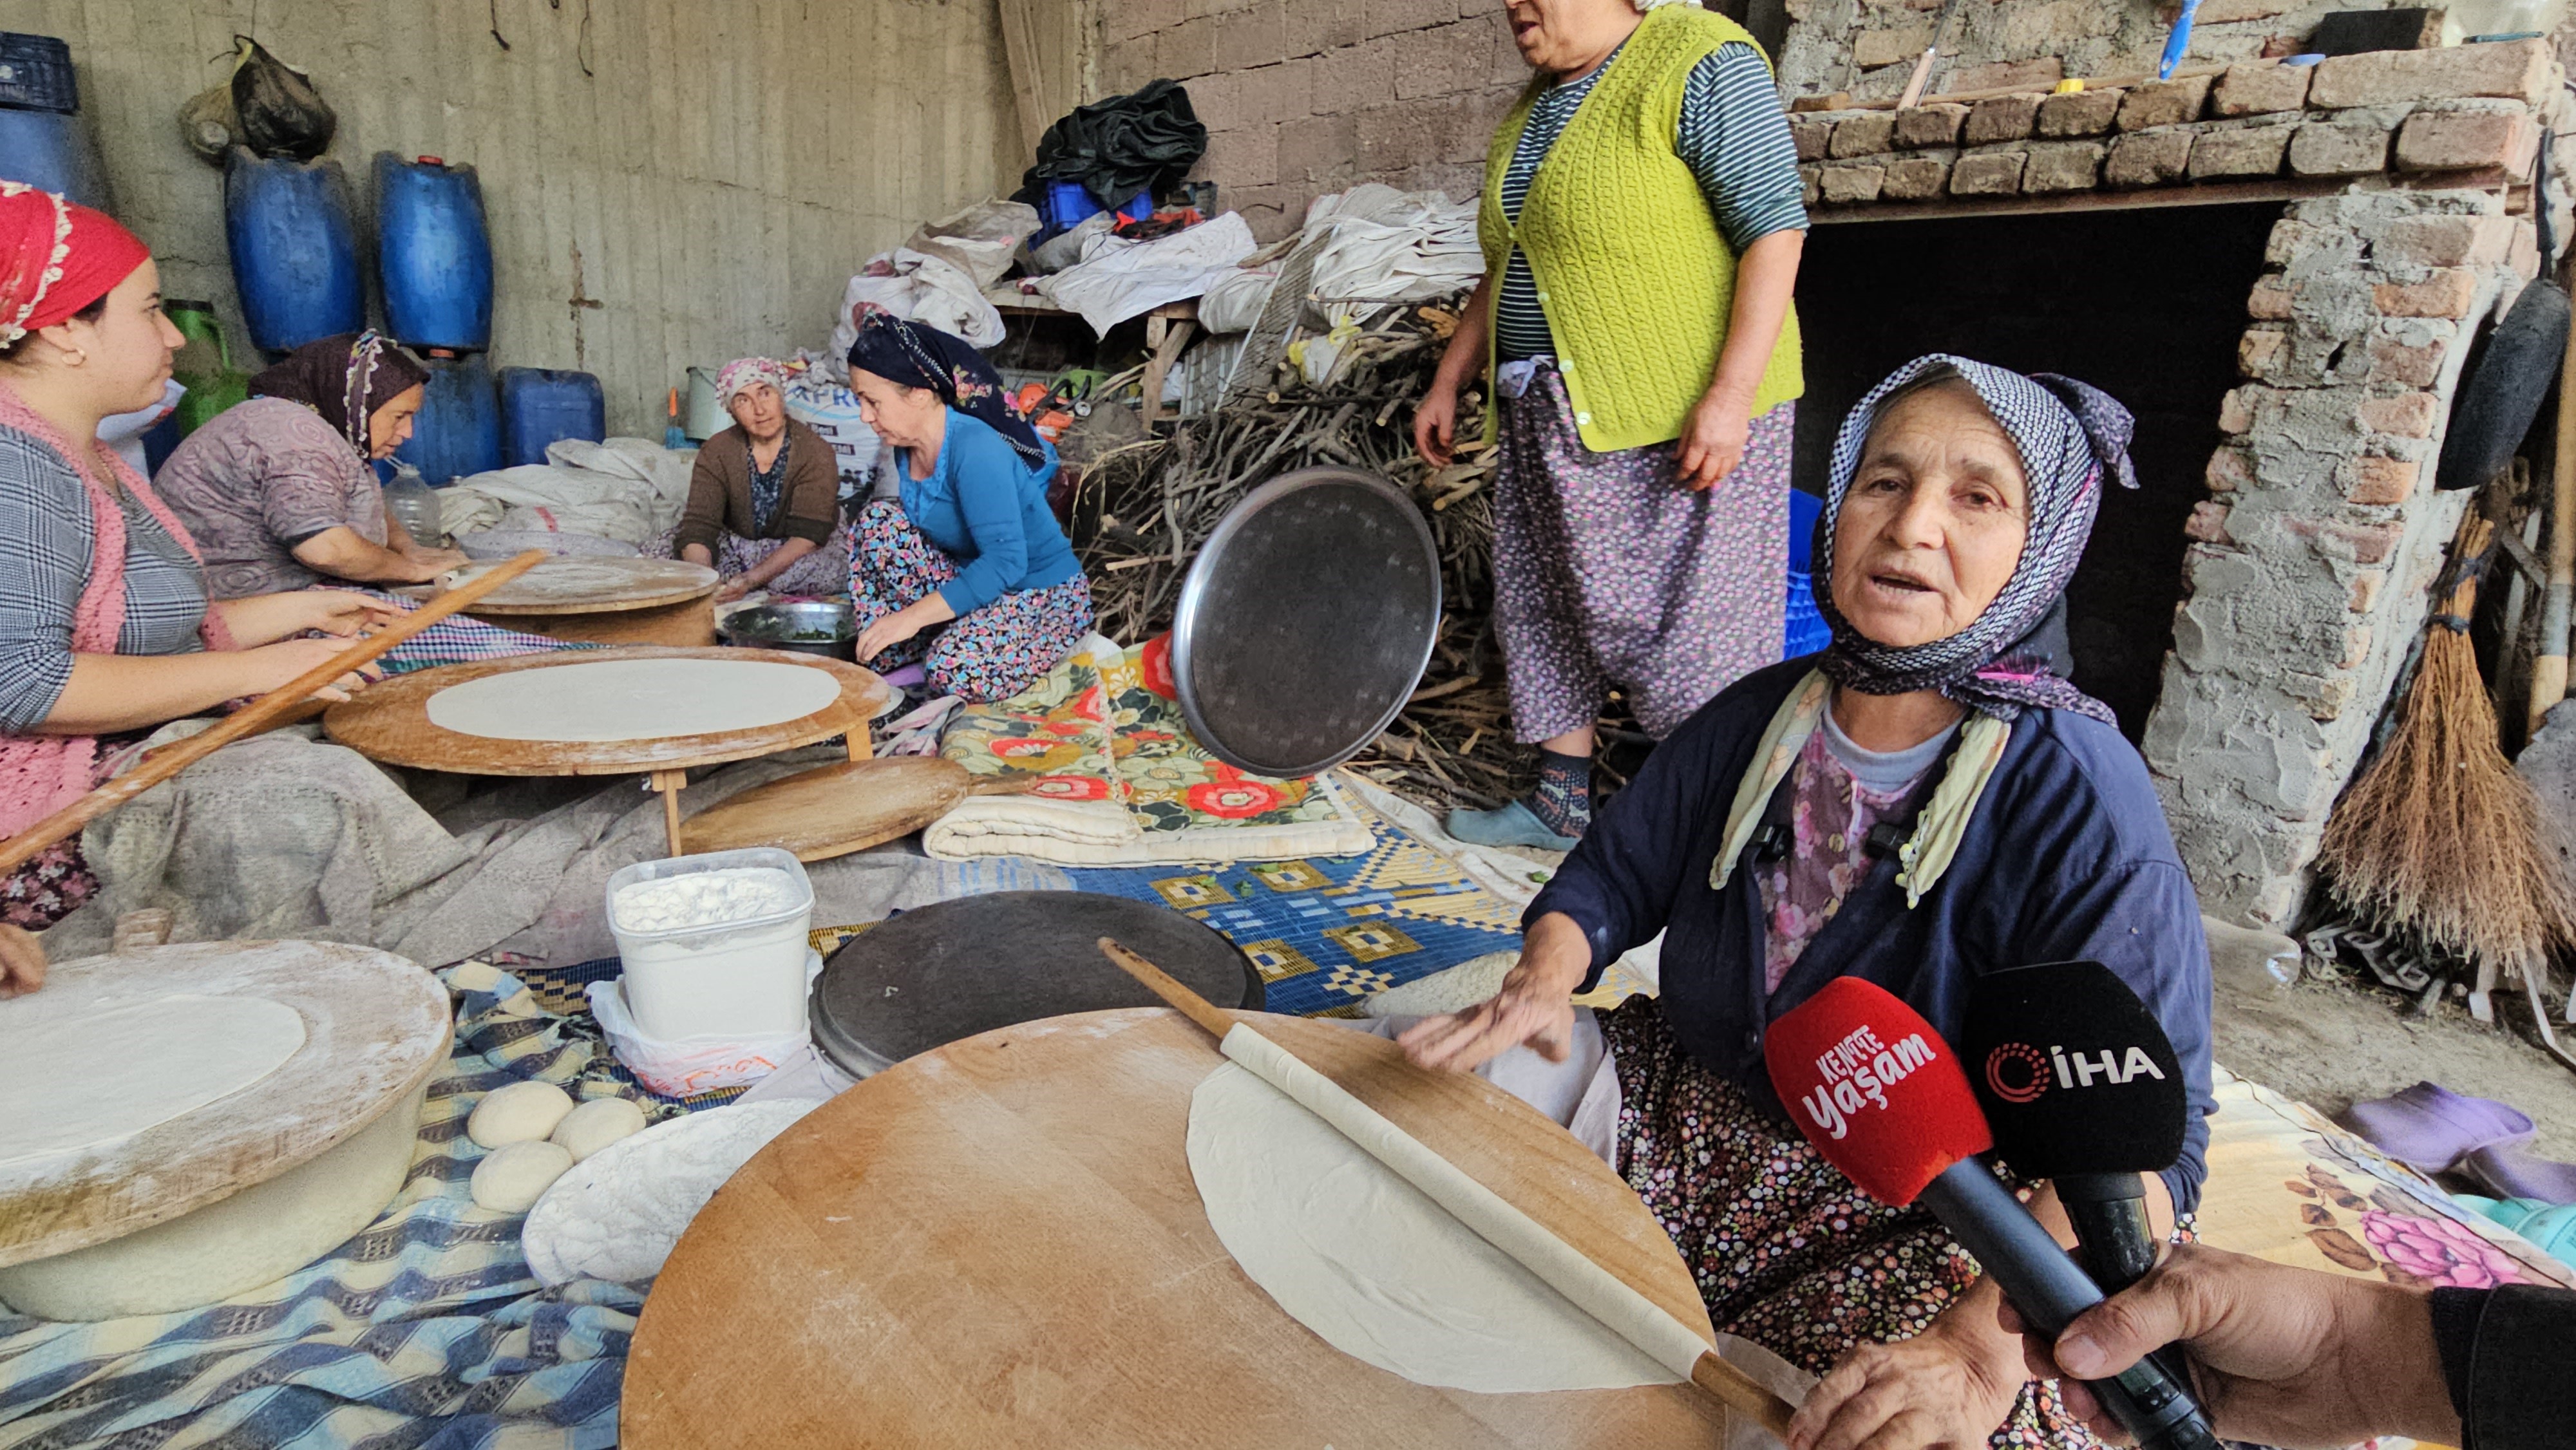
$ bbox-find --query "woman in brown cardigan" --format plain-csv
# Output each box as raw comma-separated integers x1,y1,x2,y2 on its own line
672,357,853,601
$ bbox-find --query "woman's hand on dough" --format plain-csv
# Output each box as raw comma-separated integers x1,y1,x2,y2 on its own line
0,925,46,999
1788,1310,2025,1450
715,576,755,604
1678,388,1752,491
1398,912,1588,1073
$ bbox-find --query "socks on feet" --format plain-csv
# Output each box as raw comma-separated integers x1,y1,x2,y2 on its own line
1525,748,1593,840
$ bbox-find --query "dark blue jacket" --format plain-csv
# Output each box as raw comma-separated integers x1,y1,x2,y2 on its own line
1531,657,2216,1212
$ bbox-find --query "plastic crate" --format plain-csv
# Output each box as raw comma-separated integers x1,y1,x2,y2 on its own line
0,33,77,115
1038,180,1153,240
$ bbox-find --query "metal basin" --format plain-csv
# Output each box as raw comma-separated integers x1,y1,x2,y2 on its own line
718,600,857,661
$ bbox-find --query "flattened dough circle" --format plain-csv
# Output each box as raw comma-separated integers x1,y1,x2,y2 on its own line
1186,1060,1675,1395
425,657,842,742
1,995,306,1167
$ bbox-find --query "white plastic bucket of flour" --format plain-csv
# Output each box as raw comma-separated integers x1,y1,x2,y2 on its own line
606,847,815,1040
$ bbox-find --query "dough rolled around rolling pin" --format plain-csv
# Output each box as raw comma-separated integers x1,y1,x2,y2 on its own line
1216,1023,1714,1380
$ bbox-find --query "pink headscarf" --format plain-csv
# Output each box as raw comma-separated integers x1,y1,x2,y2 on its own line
715,357,788,411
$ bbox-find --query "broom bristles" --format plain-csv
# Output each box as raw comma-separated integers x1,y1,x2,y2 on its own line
2320,537,2576,981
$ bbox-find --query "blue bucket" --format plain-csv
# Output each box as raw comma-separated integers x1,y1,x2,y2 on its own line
1785,489,1830,659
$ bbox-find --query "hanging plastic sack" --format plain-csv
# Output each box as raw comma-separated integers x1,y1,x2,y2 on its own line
177,81,240,165
229,36,336,161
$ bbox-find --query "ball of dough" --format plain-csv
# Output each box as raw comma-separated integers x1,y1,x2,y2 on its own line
471,1140,574,1214
467,1080,574,1149
551,1097,648,1162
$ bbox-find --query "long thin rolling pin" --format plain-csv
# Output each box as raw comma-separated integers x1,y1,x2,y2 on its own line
0,549,548,876
1097,937,1799,1437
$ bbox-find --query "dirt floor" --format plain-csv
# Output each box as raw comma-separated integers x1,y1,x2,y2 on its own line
2215,967,2576,1164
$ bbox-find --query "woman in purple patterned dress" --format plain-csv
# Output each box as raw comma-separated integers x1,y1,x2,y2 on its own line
1403,357,2218,1450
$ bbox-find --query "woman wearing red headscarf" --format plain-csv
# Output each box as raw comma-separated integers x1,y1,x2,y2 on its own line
0,184,386,935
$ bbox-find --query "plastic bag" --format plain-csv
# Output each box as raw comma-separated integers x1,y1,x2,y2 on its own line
828,249,1005,355
229,36,336,161
586,952,822,1097
177,81,239,165
905,199,1041,290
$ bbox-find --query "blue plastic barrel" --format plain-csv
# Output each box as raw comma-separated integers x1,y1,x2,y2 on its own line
1783,489,1831,659
397,354,503,484
374,153,493,352
498,367,606,467
0,106,109,210
225,151,365,353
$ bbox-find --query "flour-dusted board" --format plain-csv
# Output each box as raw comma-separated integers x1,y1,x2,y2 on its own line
0,941,450,1319
623,1009,1732,1449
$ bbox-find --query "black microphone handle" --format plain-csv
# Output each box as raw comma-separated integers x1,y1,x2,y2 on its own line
2054,1172,2161,1292
1920,1162,2221,1450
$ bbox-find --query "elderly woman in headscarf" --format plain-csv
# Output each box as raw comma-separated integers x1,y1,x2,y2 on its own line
842,314,1091,702
1400,357,2216,1450
0,187,392,931
670,356,851,603
1414,0,1808,852
153,332,567,671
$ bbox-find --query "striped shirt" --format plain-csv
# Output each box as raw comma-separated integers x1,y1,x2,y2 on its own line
1493,41,1808,362
0,424,211,733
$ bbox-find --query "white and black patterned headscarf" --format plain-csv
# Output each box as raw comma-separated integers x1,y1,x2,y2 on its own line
1815,353,2137,726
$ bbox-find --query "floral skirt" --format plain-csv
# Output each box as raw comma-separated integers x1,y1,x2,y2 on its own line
850,499,1093,703
2,740,108,930
1604,998,2102,1450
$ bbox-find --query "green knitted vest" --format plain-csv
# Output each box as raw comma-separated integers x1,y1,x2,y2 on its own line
1477,5,1804,452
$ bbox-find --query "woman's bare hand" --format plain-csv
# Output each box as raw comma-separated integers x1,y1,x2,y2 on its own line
1679,388,1753,491
1398,911,1591,1074
1788,1313,2025,1450
1414,376,1461,468
242,638,382,702
0,925,46,999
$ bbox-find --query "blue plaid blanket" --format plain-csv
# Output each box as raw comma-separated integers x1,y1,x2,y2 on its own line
0,968,645,1450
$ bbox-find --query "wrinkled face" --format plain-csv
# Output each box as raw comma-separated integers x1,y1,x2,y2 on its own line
1828,381,2032,650
43,258,184,414
729,380,785,439
1503,0,1640,75
849,370,943,453
368,383,426,459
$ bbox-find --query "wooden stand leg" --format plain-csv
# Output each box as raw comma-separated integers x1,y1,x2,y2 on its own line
651,769,688,856
847,728,869,762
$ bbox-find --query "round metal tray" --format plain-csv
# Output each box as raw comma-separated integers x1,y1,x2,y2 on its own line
1170,467,1440,778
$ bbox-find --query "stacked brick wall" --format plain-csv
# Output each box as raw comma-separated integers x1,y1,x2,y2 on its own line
1092,0,1538,240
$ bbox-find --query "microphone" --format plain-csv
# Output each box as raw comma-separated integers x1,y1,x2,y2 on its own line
1961,960,2188,1298
1763,979,2219,1450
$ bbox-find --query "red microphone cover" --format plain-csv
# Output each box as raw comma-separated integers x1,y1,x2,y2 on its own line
1763,977,1994,1207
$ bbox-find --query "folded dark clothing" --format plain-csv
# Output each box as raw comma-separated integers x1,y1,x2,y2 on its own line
1017,79,1208,210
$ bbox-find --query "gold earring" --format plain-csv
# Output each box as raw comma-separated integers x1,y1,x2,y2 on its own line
61,350,86,366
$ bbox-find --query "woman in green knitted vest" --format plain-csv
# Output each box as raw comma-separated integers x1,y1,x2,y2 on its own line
1416,0,1806,851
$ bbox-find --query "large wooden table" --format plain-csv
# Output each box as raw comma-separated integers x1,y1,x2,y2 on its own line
622,1008,1729,1449
322,646,895,854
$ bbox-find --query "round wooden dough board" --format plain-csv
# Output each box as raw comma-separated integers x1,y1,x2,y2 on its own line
623,1009,1728,1449
323,645,894,776
678,757,1030,862
0,942,449,1290
440,556,720,616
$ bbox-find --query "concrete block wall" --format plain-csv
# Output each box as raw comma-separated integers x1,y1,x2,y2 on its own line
1092,0,1539,241
24,0,1023,436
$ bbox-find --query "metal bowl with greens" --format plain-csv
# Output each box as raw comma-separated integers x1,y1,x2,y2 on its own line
717,600,858,661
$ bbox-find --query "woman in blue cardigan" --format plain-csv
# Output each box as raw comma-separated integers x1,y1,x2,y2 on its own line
844,314,1092,701
1404,356,2217,1450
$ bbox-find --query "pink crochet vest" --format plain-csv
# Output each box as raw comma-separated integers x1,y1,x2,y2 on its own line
0,381,237,840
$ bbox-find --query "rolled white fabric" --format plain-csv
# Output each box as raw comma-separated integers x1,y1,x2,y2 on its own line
1217,1022,1714,1379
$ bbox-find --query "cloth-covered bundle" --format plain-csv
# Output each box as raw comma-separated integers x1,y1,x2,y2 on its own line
1016,79,1208,210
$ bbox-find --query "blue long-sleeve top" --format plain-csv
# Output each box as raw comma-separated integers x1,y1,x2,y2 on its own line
893,410,1081,617
1531,657,2217,1214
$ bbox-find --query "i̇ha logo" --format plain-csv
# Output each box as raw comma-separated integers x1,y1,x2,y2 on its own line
1984,1040,2167,1103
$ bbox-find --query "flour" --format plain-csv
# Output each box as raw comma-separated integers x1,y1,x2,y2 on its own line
613,867,800,932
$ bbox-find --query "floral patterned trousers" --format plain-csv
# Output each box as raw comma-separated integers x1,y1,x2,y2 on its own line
850,499,1094,703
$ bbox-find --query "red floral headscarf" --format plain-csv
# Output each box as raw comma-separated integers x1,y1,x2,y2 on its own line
0,182,150,347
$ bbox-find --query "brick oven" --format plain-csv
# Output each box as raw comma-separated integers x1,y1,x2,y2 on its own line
1772,28,2574,930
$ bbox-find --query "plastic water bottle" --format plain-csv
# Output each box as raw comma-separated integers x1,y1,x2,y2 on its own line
665,386,688,450
380,462,445,547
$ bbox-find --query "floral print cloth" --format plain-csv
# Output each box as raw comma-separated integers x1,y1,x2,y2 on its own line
1492,362,1790,742
927,631,1374,865
1755,726,1924,992
851,498,1093,702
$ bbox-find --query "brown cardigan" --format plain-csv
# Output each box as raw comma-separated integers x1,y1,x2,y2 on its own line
674,419,840,555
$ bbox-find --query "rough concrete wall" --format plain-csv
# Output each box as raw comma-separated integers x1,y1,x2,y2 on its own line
1091,0,1536,241
23,0,1020,435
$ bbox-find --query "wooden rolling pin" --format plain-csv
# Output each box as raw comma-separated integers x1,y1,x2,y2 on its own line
0,549,547,876
1097,937,1800,1438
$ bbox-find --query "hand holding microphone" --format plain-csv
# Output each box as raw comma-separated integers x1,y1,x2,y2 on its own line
1763,979,2221,1450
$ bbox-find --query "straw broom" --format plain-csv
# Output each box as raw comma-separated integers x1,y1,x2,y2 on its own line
2317,514,2576,1071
